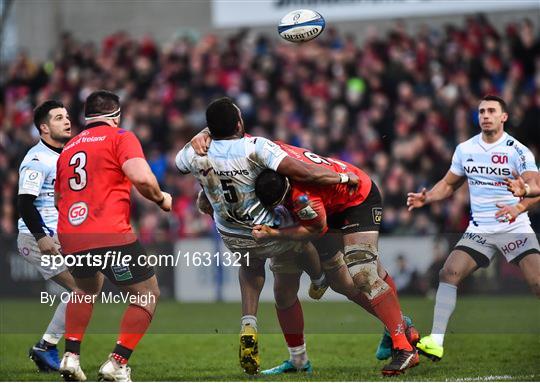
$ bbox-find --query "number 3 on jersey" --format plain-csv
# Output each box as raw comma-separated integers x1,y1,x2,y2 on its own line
69,152,87,191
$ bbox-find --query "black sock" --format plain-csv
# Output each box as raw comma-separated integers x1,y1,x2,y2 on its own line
65,339,81,354
112,344,132,360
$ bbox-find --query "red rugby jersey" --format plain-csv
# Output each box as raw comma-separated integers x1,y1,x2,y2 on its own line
55,123,144,253
276,142,372,230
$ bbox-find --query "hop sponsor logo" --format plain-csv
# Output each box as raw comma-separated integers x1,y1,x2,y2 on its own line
68,202,88,226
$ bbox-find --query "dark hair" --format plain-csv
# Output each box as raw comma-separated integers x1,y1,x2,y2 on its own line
255,169,288,207
33,100,65,134
84,90,120,117
481,95,507,113
206,97,240,138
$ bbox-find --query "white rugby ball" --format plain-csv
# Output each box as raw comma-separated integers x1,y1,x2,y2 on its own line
278,9,325,43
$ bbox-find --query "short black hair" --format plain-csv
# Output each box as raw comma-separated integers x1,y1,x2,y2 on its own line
481,95,508,113
206,97,240,139
33,100,65,134
255,169,288,207
84,90,120,117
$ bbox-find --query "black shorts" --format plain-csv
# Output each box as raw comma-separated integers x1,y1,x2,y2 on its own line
313,182,383,261
69,240,155,286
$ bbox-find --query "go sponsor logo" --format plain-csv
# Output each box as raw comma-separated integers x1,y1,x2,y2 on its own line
68,201,88,226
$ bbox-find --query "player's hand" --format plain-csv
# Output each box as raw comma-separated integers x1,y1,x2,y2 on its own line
158,192,172,212
495,202,523,223
252,224,278,241
191,129,212,156
346,172,359,195
407,188,428,211
37,236,61,256
504,171,528,197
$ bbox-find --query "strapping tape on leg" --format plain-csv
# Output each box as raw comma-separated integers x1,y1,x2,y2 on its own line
343,243,378,267
344,244,386,299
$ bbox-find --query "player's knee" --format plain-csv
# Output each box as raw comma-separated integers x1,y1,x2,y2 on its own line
344,244,379,290
528,275,540,298
439,266,463,284
273,283,298,309
150,285,161,302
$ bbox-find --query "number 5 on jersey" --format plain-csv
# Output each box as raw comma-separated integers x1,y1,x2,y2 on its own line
69,152,87,191
220,179,238,203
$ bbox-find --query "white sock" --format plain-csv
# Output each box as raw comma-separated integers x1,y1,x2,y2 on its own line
43,301,66,345
288,344,308,369
311,273,326,287
241,315,257,331
430,282,457,346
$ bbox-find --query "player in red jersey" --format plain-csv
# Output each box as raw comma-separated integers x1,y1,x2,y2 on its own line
55,90,172,382
251,143,419,376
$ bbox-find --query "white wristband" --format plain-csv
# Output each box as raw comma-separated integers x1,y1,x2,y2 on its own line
339,173,349,184
524,183,531,197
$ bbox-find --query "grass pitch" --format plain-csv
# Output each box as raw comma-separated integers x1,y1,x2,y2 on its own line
1,297,539,381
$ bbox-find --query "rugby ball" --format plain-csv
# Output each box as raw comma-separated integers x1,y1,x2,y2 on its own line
278,9,325,43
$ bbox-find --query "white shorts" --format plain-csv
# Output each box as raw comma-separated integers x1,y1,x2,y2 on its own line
219,230,302,257
17,233,67,280
454,220,540,267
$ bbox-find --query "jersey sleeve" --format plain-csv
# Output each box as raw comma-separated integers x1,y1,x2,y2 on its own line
252,137,288,170
449,145,464,176
175,144,195,174
513,143,537,175
115,130,145,166
292,193,328,233
18,160,48,196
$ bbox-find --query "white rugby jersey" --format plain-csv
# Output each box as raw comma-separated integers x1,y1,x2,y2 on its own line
18,140,60,235
450,132,538,227
176,136,288,236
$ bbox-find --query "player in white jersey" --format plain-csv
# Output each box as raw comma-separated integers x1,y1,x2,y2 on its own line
176,97,358,374
17,101,79,372
407,95,540,361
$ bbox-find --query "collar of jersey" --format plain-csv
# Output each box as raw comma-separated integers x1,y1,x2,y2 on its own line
85,121,110,130
39,139,62,154
478,132,507,151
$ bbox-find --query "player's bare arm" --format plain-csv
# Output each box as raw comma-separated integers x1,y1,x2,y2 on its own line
122,158,172,211
252,221,324,242
189,129,359,191
407,170,466,211
505,170,540,198
277,156,359,191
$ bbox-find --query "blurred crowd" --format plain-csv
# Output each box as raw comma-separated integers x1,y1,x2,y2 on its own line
1,14,539,242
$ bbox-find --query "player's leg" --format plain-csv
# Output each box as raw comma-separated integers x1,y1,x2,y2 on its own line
416,248,480,361
517,252,540,297
501,227,540,297
341,230,418,375
31,271,79,372
60,272,104,382
43,270,80,344
238,255,266,375
97,275,159,382
262,255,312,375
297,242,328,299
17,233,71,372
97,240,158,381
314,204,420,364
